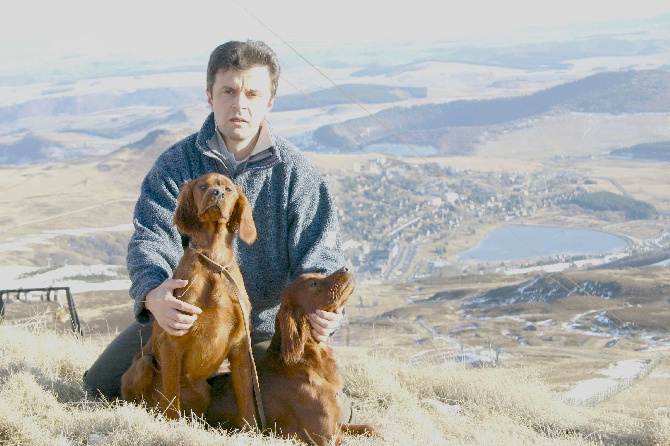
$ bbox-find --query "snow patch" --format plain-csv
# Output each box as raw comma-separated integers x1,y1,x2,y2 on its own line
0,264,130,294
0,224,133,253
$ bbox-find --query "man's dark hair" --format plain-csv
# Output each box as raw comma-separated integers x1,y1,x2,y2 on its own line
206,40,281,98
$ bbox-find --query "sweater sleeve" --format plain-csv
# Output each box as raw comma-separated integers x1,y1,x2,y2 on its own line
287,162,346,279
126,163,185,324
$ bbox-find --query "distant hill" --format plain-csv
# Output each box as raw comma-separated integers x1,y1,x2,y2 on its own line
0,84,427,123
0,87,203,122
3,68,670,164
302,69,670,155
349,15,670,74
569,191,658,220
0,135,62,165
272,84,427,111
0,83,425,165
0,110,191,165
610,141,670,162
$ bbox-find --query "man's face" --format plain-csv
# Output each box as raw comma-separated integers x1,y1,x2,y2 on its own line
207,66,275,151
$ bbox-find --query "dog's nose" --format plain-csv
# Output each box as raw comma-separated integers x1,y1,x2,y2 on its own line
210,188,223,198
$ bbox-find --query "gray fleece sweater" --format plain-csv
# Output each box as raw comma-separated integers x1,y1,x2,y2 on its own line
127,112,346,342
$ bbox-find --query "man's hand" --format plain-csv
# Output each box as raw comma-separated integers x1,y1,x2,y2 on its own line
308,307,344,343
144,278,202,336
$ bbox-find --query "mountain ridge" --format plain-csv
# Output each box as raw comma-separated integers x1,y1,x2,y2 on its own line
4,69,670,165
303,69,670,155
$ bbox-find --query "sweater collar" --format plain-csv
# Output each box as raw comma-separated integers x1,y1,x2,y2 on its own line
199,113,280,170
211,118,272,161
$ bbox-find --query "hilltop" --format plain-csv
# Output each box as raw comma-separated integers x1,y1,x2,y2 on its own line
305,69,670,155
5,319,670,446
3,69,670,164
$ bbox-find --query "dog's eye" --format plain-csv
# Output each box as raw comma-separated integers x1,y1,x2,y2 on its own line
199,184,207,190
225,186,233,193
310,281,318,288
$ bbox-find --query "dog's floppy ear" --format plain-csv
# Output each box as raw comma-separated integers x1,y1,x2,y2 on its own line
173,180,201,236
278,293,310,365
229,186,257,245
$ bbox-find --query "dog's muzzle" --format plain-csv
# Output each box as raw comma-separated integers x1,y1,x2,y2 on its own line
209,188,224,199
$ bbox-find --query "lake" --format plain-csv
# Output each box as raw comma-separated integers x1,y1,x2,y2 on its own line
458,224,629,263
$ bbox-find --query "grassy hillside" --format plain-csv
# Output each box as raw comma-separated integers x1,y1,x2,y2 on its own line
2,322,670,445
3,265,670,445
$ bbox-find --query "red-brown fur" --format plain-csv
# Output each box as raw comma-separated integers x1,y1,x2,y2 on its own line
207,267,380,445
121,172,257,427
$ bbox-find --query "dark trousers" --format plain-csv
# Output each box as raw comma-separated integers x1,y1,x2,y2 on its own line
82,321,355,423
83,320,152,401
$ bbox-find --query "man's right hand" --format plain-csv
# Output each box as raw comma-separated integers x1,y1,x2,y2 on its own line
144,278,202,336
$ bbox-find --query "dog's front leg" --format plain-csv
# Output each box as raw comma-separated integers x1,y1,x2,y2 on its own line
159,339,183,419
229,347,258,430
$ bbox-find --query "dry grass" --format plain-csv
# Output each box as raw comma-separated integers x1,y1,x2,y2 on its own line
1,322,670,445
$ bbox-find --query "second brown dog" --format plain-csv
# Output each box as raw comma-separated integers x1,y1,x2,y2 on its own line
121,172,258,427
207,267,380,444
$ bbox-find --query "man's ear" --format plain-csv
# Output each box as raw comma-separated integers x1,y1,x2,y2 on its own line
207,90,214,111
266,96,275,111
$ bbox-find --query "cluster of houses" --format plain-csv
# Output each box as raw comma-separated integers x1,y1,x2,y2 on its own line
330,155,669,283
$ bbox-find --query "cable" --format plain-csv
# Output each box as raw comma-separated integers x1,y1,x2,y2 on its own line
232,1,612,301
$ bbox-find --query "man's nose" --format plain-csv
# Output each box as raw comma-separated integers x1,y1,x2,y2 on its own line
232,92,249,109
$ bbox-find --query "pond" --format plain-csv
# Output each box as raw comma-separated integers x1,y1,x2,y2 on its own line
458,224,629,263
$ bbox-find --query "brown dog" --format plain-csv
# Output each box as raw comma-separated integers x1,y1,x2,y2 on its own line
207,267,380,445
121,172,258,426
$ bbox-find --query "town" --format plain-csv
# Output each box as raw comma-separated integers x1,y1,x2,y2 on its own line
325,155,668,284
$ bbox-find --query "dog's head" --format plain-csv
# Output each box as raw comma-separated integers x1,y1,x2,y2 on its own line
277,267,354,364
174,173,257,245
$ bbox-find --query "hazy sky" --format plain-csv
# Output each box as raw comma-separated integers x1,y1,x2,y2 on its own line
1,0,669,75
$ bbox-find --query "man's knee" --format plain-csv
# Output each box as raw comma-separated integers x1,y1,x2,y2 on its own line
82,321,150,401
82,367,122,401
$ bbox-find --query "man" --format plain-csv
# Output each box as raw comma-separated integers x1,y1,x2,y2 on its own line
84,40,349,417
